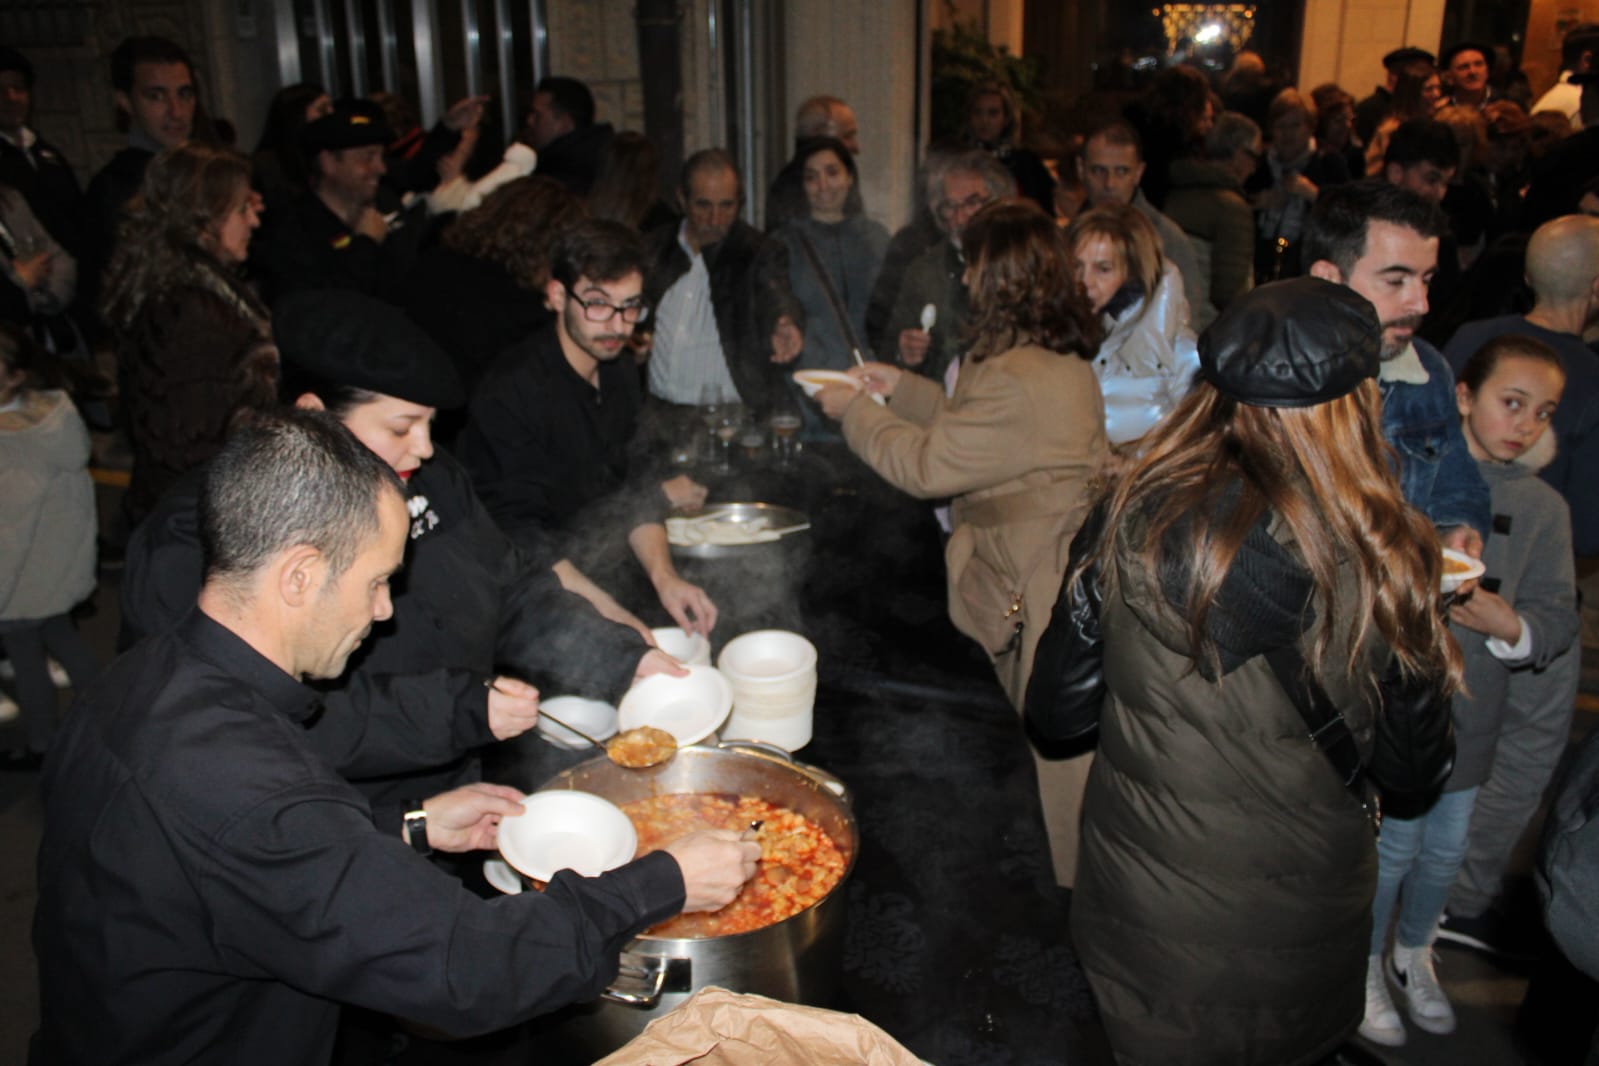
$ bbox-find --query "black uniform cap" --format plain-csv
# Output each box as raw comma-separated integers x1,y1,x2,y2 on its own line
301,98,396,154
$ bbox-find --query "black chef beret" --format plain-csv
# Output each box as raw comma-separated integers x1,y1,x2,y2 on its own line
1382,46,1436,71
273,289,465,409
1198,277,1380,409
1439,41,1494,71
301,98,395,154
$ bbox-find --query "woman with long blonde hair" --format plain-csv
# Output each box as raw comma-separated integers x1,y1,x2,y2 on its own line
1029,277,1460,1063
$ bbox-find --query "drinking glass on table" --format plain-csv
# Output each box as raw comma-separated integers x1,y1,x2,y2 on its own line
769,411,802,469
697,384,725,463
713,405,747,475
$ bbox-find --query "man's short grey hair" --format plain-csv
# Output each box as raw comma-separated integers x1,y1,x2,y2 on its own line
924,148,1017,213
200,409,404,587
1205,112,1261,161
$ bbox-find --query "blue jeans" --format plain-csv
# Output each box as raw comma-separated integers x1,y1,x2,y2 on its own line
1371,787,1481,953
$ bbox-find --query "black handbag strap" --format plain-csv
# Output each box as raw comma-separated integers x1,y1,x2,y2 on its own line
794,231,867,363
1262,643,1366,794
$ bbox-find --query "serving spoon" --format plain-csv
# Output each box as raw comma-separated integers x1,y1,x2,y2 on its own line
538,708,678,769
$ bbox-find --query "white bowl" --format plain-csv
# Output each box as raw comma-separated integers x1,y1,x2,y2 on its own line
617,664,734,746
792,369,885,406
482,857,523,895
792,369,860,398
651,626,712,666
498,790,638,883
1441,548,1486,594
536,696,619,751
718,630,818,684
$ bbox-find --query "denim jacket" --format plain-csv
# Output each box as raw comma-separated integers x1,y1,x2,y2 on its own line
1380,338,1491,537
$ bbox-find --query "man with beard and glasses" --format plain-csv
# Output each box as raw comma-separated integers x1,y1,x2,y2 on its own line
458,218,719,636
1306,181,1490,556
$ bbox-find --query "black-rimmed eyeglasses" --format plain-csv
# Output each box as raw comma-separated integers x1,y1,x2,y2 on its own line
572,295,650,324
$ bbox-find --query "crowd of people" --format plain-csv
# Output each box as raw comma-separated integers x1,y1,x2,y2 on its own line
3,23,1599,1066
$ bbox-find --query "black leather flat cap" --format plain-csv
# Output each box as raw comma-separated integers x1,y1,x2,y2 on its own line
273,289,465,409
1382,46,1436,70
1198,277,1380,408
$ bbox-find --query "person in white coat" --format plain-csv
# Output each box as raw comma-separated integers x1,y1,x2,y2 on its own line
1066,203,1199,445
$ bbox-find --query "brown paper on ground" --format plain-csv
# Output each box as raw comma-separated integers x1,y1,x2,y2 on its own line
591,986,924,1066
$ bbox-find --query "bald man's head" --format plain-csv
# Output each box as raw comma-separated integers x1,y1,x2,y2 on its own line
1526,215,1599,305
795,94,858,154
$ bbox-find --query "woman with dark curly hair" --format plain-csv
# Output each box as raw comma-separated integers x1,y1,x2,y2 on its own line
399,174,581,392
817,200,1109,884
101,142,277,522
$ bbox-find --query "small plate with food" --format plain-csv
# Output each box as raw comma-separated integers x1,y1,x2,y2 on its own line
792,369,885,405
1441,548,1485,594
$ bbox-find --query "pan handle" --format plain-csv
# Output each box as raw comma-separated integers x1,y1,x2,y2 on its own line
601,952,669,1009
714,739,852,805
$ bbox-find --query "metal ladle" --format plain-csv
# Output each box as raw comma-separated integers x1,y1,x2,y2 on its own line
539,709,677,769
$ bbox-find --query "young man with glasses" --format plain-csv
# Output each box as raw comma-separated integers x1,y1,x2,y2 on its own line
458,218,719,637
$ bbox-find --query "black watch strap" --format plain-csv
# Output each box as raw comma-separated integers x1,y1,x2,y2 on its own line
403,799,431,856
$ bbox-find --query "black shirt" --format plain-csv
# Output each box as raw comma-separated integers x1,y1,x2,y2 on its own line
119,450,648,828
250,189,430,303
33,609,684,1066
456,323,665,562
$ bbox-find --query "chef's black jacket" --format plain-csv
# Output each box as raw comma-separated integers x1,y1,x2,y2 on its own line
249,188,430,304
118,449,649,829
455,322,667,567
32,609,684,1066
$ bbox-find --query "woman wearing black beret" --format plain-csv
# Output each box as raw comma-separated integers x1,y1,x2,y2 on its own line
1028,278,1462,1064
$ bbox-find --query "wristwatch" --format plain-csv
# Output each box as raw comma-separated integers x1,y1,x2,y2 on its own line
403,799,431,856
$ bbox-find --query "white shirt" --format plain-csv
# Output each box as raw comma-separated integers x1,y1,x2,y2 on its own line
1532,72,1582,130
648,224,741,405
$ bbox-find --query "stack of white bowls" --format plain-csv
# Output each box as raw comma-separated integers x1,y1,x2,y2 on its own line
716,630,818,751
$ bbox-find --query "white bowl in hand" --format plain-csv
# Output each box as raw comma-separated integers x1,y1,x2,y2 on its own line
497,790,637,882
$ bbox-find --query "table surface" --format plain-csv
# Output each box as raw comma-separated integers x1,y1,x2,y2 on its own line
494,442,1102,1066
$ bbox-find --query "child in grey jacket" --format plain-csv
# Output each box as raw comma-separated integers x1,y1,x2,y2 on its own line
1362,333,1580,1048
0,323,99,769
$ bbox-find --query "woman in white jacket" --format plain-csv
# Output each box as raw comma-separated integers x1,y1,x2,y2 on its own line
1066,204,1199,445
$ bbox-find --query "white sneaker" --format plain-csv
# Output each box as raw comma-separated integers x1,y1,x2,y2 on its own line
0,658,70,687
0,693,17,724
1359,953,1407,1046
1390,943,1457,1035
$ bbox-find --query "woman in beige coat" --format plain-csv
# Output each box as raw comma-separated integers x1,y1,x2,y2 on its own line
817,200,1108,883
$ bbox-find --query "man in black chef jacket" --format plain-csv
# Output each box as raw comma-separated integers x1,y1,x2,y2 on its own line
30,410,758,1066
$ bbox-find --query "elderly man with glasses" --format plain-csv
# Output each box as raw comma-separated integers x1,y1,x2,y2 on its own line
876,149,1017,382
458,217,720,637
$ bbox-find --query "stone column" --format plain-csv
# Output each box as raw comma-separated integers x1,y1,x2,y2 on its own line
782,0,923,231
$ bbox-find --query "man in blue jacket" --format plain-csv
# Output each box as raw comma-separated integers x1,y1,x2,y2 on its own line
1305,181,1491,550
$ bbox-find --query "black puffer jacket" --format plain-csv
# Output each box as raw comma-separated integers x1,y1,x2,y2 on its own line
1068,506,1381,1065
